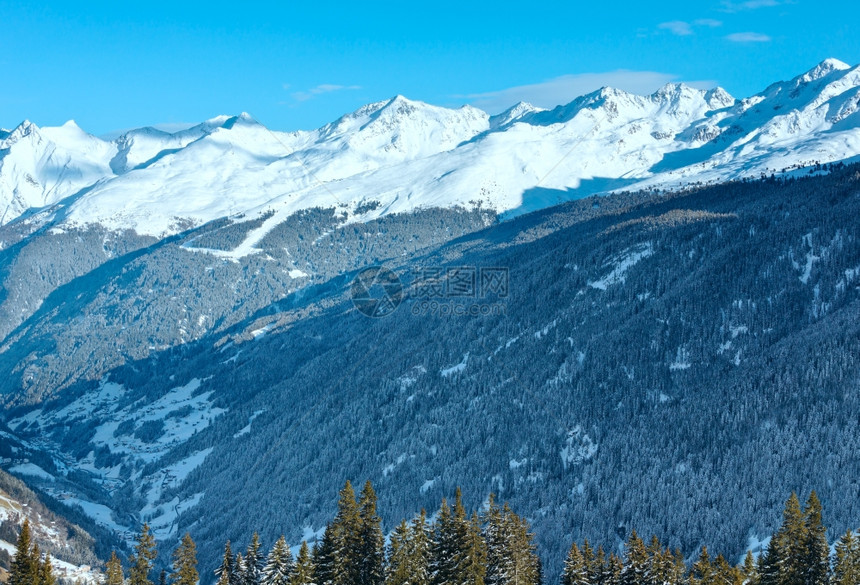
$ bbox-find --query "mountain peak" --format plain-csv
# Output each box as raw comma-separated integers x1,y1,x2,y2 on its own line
489,101,544,130
219,112,261,130
800,58,852,83
2,119,40,145
597,86,634,100
388,94,412,104
379,95,427,114
704,87,736,109
820,57,851,71
652,82,708,103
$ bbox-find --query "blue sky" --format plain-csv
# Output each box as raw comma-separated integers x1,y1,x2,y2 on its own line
1,0,859,135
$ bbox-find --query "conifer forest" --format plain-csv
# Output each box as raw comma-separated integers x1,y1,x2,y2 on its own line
8,481,858,585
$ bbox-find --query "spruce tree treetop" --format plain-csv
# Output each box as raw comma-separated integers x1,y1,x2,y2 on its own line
262,535,293,585
245,533,264,585
30,542,42,585
106,551,125,585
215,541,234,585
9,518,34,585
803,491,829,585
561,542,587,585
40,553,57,585
172,533,200,585
289,542,315,585
129,523,158,585
833,529,859,585
357,481,385,585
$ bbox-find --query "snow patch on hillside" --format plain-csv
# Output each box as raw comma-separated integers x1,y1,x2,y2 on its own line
588,244,654,290
560,426,597,469
441,353,469,377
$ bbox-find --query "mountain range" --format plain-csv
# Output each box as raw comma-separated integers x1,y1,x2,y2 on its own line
2,58,859,238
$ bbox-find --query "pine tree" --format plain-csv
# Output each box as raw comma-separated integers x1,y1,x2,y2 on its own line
313,524,336,585
291,542,316,585
713,554,743,585
590,545,607,585
10,518,35,585
215,542,234,585
386,520,413,585
485,502,539,585
236,553,247,585
620,531,648,585
582,541,598,585
605,553,623,585
357,481,385,585
690,547,715,585
431,490,476,585
172,533,199,585
462,512,487,585
669,549,687,585
386,510,431,585
31,543,42,585
760,493,807,585
802,492,829,585
106,551,125,585
245,534,265,585
39,553,56,585
833,530,859,585
430,498,457,585
503,507,540,585
484,496,505,585
334,480,362,585
263,536,294,585
128,524,158,585
409,511,432,585
646,539,680,585
561,543,589,585
741,551,758,585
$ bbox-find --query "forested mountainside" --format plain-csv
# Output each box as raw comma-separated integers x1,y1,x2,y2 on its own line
0,468,115,582
2,165,860,582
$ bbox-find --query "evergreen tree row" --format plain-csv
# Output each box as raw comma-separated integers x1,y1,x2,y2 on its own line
210,481,540,585
561,491,860,585
42,485,857,585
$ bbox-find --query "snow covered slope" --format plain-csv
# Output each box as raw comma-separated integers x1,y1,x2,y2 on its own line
0,470,102,583
2,59,860,236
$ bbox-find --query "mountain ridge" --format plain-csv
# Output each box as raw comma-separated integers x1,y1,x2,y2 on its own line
2,59,860,238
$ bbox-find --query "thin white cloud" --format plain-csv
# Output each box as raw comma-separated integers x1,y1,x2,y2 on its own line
292,84,362,102
463,71,718,114
726,31,772,42
657,18,722,37
720,0,783,11
659,21,694,36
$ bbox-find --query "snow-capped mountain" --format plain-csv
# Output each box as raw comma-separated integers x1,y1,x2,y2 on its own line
2,59,859,237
